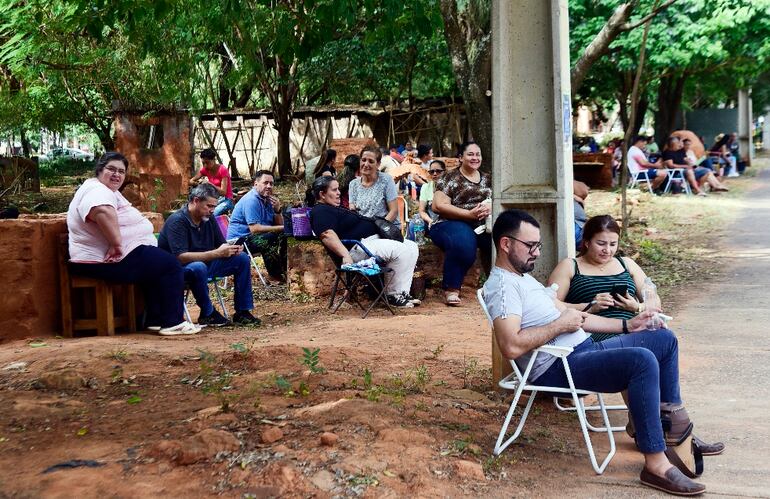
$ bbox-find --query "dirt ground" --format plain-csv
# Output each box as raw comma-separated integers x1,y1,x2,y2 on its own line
0,171,760,498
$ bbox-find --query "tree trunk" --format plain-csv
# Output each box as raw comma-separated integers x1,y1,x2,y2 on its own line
20,129,31,157
274,108,292,178
654,74,687,147
439,0,492,170
96,124,115,151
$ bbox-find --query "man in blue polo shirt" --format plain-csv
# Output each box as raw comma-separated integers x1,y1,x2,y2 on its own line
226,170,286,284
159,183,260,327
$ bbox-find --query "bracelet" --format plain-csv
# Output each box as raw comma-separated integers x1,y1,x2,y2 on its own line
637,302,644,314
622,319,629,334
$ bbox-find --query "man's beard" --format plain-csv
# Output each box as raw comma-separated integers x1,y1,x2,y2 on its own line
202,216,210,223
508,252,535,274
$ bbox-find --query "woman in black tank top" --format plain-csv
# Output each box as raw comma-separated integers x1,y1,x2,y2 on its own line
547,215,652,342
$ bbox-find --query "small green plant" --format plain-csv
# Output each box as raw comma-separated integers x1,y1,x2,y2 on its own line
300,347,325,374
198,349,237,411
362,367,373,389
462,356,479,388
148,177,164,212
430,344,444,359
106,347,129,362
298,380,311,397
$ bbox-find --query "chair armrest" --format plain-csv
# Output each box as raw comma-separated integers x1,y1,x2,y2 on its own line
340,239,385,266
535,345,573,358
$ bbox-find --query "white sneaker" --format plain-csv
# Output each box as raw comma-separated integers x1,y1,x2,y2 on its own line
159,321,201,336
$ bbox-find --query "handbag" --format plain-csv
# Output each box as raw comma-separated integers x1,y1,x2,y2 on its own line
371,216,404,242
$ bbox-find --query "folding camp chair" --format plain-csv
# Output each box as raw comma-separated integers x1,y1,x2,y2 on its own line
183,277,229,323
628,169,654,193
328,239,395,319
663,168,692,195
477,289,616,474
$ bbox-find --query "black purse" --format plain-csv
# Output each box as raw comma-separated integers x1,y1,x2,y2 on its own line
371,216,404,242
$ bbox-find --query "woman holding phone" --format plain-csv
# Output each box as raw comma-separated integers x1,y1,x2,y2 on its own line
547,214,651,342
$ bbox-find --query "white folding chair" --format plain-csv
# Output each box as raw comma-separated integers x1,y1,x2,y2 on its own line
663,168,692,195
183,278,229,323
628,169,654,193
477,289,616,474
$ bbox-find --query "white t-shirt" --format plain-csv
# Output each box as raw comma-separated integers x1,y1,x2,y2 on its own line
66,178,156,263
483,266,588,380
627,145,649,175
379,155,400,175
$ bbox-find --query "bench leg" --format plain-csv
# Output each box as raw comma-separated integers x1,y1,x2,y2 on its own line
126,284,137,333
95,282,116,336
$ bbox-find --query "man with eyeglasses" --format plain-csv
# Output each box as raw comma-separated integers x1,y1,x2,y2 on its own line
482,209,720,495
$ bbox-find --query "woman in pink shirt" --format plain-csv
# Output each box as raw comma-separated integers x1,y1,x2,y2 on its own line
191,148,233,216
66,152,196,335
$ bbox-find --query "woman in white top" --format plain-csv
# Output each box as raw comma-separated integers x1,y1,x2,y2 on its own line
66,152,195,335
348,146,400,226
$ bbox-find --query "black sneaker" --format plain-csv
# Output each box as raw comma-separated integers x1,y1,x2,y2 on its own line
401,291,421,306
387,293,415,308
198,309,230,327
232,310,262,326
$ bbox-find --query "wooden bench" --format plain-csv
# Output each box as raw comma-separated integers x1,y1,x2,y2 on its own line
58,234,137,337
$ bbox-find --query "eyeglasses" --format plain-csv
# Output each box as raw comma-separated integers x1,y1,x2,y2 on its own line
505,235,542,254
104,166,127,176
428,169,444,175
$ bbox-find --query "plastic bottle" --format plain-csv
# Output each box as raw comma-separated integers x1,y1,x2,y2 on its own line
642,277,661,330
412,214,425,245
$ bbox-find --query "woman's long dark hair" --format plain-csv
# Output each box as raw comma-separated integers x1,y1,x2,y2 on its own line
337,154,359,195
313,149,337,177
578,215,621,256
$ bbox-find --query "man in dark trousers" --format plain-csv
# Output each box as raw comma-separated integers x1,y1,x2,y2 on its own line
159,183,260,327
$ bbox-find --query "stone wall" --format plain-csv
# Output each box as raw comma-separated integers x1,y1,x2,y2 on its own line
114,112,193,212
0,213,164,342
287,239,482,298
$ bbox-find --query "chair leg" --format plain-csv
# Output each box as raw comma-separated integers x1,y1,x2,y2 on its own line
553,396,627,432
126,284,137,333
329,273,342,310
211,281,229,319
95,282,116,336
493,388,538,456
183,289,194,324
573,392,616,474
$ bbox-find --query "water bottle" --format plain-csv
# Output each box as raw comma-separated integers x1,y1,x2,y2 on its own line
642,277,661,330
412,214,425,245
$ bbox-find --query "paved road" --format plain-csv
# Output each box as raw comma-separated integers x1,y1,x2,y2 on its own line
676,163,770,497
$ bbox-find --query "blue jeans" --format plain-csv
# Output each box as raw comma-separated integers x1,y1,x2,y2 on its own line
429,220,490,289
69,245,184,328
535,328,681,454
213,197,234,217
184,253,253,316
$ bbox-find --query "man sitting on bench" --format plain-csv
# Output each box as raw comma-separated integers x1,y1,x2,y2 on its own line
482,209,722,496
159,183,261,327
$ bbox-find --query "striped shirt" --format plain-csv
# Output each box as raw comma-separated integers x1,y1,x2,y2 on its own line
565,257,637,342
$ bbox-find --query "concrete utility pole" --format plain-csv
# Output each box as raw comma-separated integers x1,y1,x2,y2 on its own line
738,89,754,165
490,0,574,382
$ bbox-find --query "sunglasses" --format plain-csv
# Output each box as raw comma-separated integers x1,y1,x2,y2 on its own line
428,169,444,175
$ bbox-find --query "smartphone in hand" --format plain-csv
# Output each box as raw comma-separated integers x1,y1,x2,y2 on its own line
611,283,628,300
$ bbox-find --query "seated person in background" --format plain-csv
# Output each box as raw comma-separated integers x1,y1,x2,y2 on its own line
349,146,400,226
67,152,195,335
628,135,667,190
413,144,433,188
226,170,286,284
159,183,261,327
661,136,706,195
379,147,401,176
418,159,445,229
431,141,492,307
190,148,233,216
337,154,360,209
389,144,404,163
313,149,338,179
709,133,734,177
682,139,728,192
573,180,589,250
307,176,420,308
484,209,722,496
548,214,649,343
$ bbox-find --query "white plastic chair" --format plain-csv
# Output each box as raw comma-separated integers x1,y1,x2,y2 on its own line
477,289,616,474
663,168,692,195
628,169,654,193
